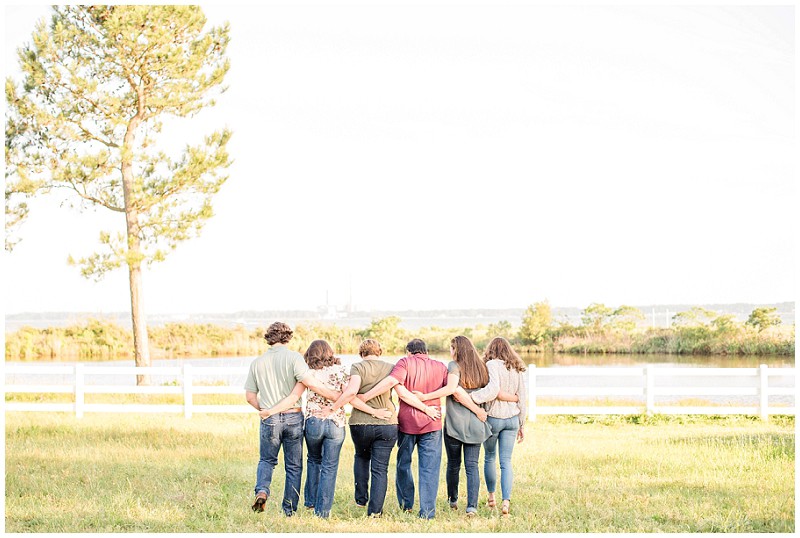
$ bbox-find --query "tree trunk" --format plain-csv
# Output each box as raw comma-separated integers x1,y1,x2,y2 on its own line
128,252,151,386
122,98,150,385
123,200,151,386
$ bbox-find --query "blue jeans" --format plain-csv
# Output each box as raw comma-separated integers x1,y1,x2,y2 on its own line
484,416,519,500
396,429,442,519
303,417,345,518
255,411,305,516
350,424,398,516
443,430,481,512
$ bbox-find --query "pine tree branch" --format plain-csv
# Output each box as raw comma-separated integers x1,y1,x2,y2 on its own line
55,181,125,212
74,122,118,148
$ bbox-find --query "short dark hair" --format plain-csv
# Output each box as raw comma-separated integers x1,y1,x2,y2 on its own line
264,322,293,345
405,338,427,355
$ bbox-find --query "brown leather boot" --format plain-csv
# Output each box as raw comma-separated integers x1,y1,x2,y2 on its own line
252,491,268,512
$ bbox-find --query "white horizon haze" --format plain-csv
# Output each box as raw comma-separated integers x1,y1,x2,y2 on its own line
3,3,796,316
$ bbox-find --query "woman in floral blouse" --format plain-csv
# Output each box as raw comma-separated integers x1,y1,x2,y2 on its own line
301,339,350,518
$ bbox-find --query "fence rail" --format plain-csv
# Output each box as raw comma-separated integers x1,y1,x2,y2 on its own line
4,364,796,420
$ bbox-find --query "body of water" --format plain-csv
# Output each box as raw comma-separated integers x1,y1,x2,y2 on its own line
5,353,795,407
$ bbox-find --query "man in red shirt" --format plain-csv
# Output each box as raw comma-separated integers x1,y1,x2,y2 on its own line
358,338,448,519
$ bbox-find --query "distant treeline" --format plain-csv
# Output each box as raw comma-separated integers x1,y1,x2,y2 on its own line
516,302,794,356
4,303,795,361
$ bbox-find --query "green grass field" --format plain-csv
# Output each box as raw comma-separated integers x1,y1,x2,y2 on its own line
4,412,794,533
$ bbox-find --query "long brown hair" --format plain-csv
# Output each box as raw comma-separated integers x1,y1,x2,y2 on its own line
483,337,526,372
304,339,341,370
451,335,489,389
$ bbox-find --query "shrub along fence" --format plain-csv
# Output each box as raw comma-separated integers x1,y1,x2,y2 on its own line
4,364,795,420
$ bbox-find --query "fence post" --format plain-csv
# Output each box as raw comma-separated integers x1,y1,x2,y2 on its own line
759,364,769,421
74,363,85,419
645,365,655,416
528,365,536,422
184,364,193,419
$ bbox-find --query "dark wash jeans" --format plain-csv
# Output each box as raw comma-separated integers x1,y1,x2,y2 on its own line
303,417,346,518
443,430,481,512
349,423,399,516
255,411,304,516
396,429,443,519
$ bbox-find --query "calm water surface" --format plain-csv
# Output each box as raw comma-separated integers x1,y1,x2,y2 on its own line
5,353,794,407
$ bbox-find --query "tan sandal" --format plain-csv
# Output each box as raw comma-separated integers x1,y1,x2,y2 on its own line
501,500,510,516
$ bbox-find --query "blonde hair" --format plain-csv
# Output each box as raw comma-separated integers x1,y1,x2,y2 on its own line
359,339,383,357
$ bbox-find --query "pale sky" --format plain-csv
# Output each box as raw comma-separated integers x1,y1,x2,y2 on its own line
3,2,796,315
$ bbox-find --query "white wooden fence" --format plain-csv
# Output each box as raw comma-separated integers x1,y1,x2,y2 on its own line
4,364,796,420
527,364,795,421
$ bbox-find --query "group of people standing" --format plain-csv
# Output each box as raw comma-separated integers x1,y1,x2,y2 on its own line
244,321,527,520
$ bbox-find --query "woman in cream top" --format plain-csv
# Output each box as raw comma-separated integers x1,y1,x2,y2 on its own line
464,337,527,516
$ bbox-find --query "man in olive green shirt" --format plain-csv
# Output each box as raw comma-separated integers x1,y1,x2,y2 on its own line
319,339,440,517
244,322,340,516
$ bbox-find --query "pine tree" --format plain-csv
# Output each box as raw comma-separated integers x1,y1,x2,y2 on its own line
6,6,232,384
